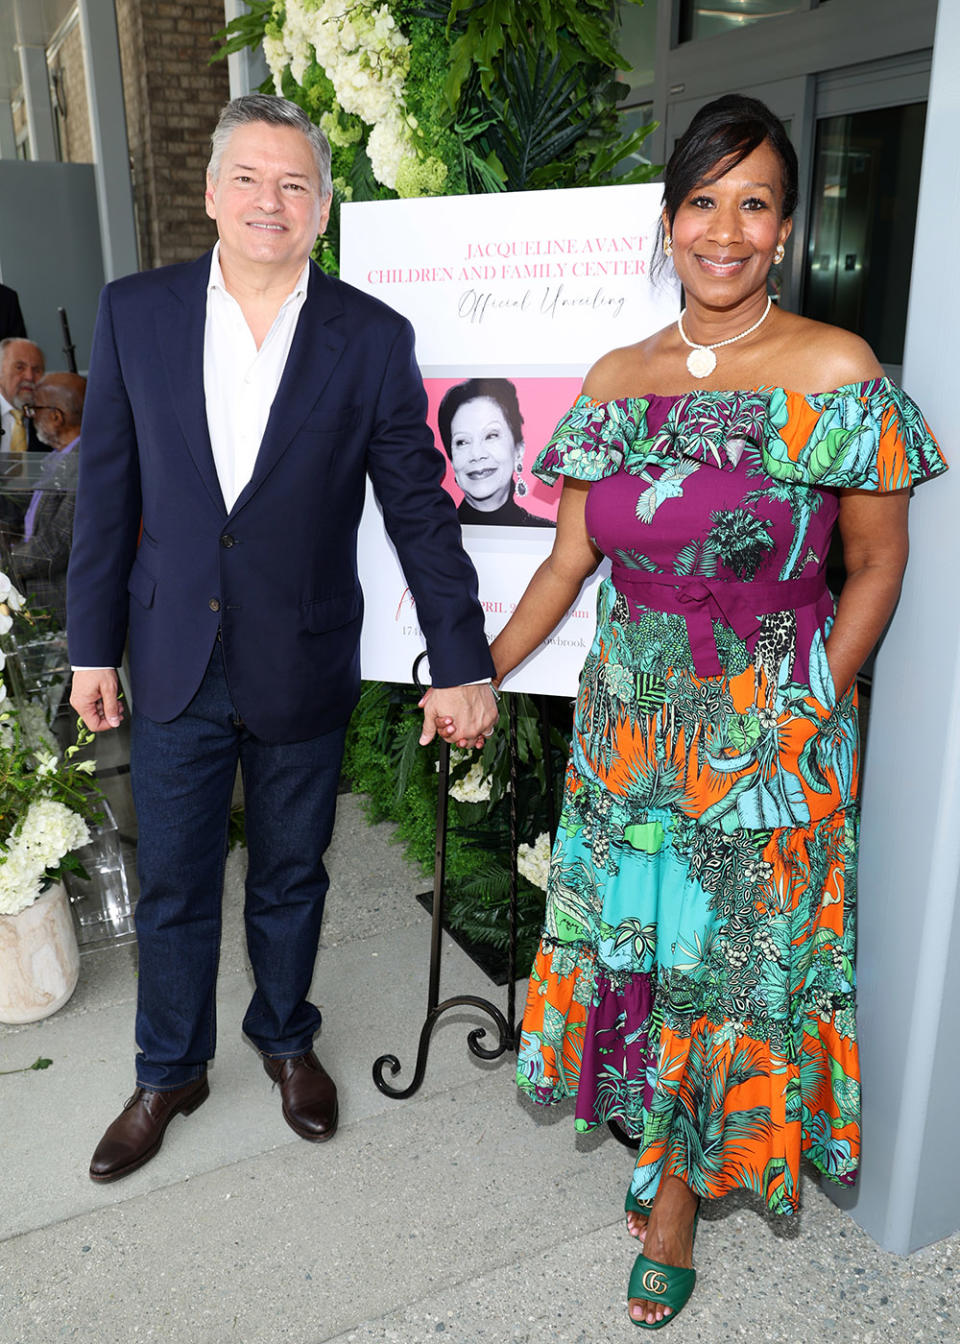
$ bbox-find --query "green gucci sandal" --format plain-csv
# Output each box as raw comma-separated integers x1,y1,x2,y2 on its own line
627,1212,699,1330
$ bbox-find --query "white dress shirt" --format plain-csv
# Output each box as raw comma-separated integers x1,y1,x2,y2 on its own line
0,390,17,448
203,242,310,512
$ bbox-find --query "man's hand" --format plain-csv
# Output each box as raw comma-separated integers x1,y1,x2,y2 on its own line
70,668,123,732
418,683,498,749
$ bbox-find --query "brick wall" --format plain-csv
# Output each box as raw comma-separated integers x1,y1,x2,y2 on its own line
49,17,93,165
115,0,229,269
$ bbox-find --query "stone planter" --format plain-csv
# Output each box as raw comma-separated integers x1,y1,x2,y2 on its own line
0,882,80,1023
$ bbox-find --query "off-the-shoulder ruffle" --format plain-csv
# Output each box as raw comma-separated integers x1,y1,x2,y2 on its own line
532,378,946,491
533,395,650,483
763,380,945,490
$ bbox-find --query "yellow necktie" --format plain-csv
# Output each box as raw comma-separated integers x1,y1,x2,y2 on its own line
8,408,27,454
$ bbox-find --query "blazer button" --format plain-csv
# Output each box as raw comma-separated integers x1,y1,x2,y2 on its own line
221,534,235,548
209,598,221,612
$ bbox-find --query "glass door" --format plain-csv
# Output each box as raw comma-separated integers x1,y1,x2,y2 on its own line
802,102,927,377
799,55,931,378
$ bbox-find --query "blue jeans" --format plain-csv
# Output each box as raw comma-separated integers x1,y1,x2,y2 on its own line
130,638,346,1090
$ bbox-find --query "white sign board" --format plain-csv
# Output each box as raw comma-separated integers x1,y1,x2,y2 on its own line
341,184,679,695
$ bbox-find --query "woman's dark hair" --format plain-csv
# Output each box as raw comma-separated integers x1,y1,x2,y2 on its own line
437,378,524,457
663,93,799,230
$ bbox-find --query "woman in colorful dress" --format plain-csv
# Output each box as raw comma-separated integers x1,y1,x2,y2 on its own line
486,95,946,1328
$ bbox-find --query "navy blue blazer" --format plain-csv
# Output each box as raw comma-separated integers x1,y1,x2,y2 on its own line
67,252,493,742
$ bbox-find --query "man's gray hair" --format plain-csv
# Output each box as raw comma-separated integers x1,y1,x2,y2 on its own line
0,336,43,357
208,94,332,198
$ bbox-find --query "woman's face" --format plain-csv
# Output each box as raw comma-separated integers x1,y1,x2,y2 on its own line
666,138,792,311
449,396,523,511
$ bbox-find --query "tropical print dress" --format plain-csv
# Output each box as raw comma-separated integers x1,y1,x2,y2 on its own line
516,379,945,1215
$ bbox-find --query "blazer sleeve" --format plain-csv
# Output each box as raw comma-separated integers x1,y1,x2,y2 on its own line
0,285,27,340
66,286,143,667
364,317,494,687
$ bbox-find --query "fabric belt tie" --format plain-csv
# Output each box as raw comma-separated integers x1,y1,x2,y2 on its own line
611,566,827,678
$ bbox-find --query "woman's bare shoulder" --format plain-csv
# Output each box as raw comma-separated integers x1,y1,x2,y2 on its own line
772,311,885,391
581,327,672,400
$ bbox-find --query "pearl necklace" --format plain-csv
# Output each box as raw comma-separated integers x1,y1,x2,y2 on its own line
677,295,772,378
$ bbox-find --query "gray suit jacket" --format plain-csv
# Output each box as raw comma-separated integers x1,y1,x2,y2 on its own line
9,445,79,627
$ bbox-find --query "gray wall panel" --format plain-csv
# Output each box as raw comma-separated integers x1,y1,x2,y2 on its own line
844,0,960,1253
0,160,103,370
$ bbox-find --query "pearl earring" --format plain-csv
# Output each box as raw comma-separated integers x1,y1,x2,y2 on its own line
774,243,785,264
664,235,673,258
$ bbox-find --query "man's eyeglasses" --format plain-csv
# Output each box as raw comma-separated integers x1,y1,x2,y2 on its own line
23,404,58,418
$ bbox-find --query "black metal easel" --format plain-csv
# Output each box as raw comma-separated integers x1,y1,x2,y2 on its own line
369,671,637,1145
372,659,519,1098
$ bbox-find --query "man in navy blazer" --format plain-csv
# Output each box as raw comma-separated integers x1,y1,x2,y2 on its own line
0,283,27,342
68,95,497,1182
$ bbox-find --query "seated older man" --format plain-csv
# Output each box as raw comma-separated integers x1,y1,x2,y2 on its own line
0,337,45,454
0,338,47,542
9,372,84,627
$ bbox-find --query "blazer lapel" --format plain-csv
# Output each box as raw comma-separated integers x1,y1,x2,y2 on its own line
156,251,226,516
229,264,347,518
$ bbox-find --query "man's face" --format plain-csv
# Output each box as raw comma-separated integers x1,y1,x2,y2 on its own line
204,122,331,276
29,378,61,448
0,341,44,409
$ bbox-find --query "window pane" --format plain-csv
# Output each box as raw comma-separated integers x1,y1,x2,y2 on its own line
619,0,658,89
802,102,926,366
679,0,807,43
616,103,656,178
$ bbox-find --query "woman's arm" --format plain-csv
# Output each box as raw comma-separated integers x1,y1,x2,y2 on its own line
826,487,910,696
490,478,602,685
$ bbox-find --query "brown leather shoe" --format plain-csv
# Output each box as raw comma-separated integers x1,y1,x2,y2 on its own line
88,1076,209,1183
262,1050,338,1141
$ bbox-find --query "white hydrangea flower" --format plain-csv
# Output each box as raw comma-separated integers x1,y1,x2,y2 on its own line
263,32,288,93
0,860,42,916
0,570,21,607
371,6,396,42
16,798,90,866
288,37,313,85
269,0,417,191
367,116,416,191
448,761,494,804
0,799,90,916
517,831,552,892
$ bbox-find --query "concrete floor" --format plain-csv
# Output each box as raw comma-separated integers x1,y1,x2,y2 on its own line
1,791,957,1344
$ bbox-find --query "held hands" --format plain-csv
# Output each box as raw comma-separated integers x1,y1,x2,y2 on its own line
70,668,123,732
418,683,498,750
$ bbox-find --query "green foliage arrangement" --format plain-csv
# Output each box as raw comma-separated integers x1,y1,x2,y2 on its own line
342,681,569,970
213,0,658,272
0,573,102,916
209,2,650,963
